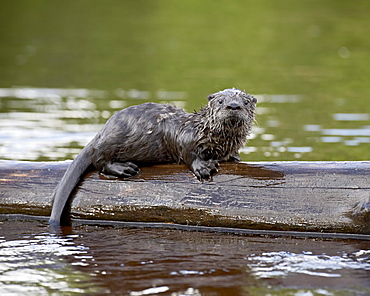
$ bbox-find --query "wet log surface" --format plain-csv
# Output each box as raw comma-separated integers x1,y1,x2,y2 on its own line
1,160,370,234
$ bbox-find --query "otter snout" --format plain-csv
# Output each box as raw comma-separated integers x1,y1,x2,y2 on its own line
226,101,242,110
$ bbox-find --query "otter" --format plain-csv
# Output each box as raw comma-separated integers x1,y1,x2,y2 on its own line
50,88,257,226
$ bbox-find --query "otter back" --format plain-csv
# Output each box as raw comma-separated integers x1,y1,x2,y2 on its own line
49,88,257,226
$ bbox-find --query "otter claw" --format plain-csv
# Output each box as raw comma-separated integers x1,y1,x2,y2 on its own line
192,159,218,182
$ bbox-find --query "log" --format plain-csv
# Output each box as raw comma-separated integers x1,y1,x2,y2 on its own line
1,160,370,235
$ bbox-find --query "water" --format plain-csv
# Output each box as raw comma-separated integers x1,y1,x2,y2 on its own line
1,217,370,295
1,1,370,294
1,87,369,162
0,1,369,162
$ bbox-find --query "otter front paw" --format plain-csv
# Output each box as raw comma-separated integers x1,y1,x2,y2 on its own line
102,161,140,178
191,159,219,181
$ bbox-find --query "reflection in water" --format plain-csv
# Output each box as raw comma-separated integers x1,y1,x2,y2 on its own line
0,87,189,161
0,87,109,100
334,113,370,121
0,226,106,294
254,94,302,103
322,128,370,137
0,1,369,294
0,87,188,102
0,0,369,163
1,87,369,162
321,136,343,143
1,219,370,295
248,251,370,279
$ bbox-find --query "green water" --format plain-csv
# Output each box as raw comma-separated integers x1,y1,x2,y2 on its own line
0,0,369,161
1,2,370,295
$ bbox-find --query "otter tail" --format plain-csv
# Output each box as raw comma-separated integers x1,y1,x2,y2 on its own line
49,144,93,227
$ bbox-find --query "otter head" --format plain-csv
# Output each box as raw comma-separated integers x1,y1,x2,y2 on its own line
206,88,257,130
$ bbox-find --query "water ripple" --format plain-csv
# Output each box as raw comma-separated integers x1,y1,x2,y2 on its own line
247,251,370,279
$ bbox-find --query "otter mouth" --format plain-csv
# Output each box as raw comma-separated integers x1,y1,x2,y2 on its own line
229,118,239,125
216,109,249,127
224,115,244,127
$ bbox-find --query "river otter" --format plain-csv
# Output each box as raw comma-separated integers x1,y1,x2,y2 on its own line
50,88,257,226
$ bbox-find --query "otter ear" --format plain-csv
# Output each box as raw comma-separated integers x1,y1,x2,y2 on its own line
207,94,216,101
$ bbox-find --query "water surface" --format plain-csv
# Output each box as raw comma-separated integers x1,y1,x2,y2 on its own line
1,86,369,162
1,217,370,295
0,0,369,162
1,1,370,295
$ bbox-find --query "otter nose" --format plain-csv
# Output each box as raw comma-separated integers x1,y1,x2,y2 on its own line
226,102,241,110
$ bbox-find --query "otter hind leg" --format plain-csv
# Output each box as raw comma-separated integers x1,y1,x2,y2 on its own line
102,161,140,178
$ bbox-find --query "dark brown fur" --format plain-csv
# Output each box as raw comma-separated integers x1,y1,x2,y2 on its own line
50,88,257,226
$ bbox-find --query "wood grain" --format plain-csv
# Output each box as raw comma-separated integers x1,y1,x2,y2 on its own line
1,160,370,234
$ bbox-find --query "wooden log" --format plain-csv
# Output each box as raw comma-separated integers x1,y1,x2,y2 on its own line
1,160,370,234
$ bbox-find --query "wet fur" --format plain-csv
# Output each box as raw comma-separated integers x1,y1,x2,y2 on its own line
50,88,257,226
